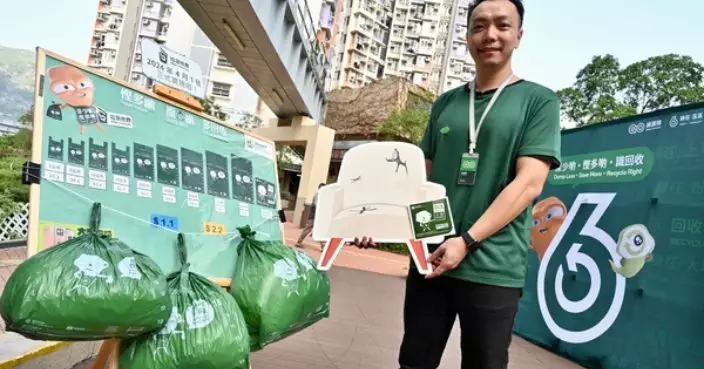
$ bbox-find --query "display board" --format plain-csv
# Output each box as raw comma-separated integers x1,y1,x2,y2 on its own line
27,49,283,281
514,102,704,369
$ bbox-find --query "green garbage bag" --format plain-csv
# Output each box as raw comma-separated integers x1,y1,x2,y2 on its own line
0,202,171,341
119,233,250,369
231,225,331,351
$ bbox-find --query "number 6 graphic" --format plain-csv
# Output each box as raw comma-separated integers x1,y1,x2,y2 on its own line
537,193,627,344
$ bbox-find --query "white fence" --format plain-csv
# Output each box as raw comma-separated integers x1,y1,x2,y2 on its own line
0,202,29,242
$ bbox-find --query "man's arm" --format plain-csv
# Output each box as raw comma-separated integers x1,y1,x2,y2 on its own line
467,92,561,243
425,159,432,180
466,156,550,242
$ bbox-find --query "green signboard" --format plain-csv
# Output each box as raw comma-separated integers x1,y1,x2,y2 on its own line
27,49,283,281
514,102,704,369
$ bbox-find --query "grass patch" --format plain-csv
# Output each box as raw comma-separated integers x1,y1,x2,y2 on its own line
376,243,409,255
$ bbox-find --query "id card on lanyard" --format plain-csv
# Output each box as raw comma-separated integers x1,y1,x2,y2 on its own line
457,73,514,186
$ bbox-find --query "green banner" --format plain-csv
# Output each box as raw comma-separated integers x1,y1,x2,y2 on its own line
514,103,704,369
33,52,283,280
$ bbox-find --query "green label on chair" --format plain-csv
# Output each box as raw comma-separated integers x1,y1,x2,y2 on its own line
407,197,455,240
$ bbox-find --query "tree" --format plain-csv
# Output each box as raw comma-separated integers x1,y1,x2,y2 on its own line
558,54,704,126
0,128,32,217
376,91,435,144
18,105,33,127
619,54,704,113
376,107,430,144
197,96,264,132
230,111,263,132
197,96,229,122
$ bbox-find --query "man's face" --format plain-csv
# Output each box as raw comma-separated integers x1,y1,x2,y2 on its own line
466,0,523,68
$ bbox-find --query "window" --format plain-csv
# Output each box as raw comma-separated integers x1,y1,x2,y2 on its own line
216,53,233,68
158,23,169,36
211,82,231,97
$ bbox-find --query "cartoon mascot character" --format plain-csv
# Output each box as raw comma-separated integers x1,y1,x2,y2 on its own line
530,196,567,262
45,65,107,134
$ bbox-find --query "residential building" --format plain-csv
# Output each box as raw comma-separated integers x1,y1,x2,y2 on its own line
86,0,275,126
315,0,346,91
439,0,476,92
87,0,132,77
326,0,476,95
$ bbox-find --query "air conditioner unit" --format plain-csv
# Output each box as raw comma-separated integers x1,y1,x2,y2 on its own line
135,54,142,61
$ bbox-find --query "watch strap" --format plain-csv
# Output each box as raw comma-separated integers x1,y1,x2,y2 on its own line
461,232,479,252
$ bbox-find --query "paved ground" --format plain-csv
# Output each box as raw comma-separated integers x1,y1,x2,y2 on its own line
0,245,25,333
70,266,580,369
0,246,24,293
3,215,581,368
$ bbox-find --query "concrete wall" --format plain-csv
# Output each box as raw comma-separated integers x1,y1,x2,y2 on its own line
254,117,335,226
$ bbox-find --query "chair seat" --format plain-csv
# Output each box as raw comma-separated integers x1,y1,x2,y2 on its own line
327,204,412,240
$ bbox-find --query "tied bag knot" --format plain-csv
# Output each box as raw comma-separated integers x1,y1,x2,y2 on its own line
237,225,257,240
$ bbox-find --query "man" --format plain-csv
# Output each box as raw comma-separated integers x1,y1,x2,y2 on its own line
353,1,561,368
295,183,325,249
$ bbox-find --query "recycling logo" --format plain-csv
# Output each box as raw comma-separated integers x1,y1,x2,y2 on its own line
627,122,645,135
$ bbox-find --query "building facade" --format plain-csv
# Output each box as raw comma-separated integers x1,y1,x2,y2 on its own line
87,0,275,126
439,0,476,91
315,0,346,91
325,0,475,95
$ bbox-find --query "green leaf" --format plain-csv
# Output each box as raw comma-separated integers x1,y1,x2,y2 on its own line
0,128,31,212
558,53,704,125
376,107,431,144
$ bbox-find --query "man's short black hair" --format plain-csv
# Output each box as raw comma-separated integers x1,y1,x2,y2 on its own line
467,0,525,27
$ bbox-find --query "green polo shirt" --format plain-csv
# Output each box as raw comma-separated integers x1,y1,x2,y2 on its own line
418,79,562,288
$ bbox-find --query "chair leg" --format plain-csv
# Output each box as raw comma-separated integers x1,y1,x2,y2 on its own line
317,237,344,271
407,239,431,275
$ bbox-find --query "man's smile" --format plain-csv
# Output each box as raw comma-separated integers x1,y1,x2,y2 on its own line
479,47,502,53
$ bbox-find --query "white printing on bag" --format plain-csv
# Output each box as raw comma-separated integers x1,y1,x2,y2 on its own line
185,300,215,329
117,257,143,280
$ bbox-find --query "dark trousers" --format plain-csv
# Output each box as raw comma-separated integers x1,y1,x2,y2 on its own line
398,268,522,369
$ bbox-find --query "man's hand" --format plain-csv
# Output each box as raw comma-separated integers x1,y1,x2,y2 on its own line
425,236,469,279
350,236,376,249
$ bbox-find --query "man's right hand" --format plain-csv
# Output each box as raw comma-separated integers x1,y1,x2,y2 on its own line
350,236,376,249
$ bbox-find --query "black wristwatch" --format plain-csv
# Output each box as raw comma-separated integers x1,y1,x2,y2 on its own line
461,232,480,252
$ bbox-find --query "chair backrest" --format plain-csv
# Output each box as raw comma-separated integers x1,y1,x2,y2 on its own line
337,141,427,210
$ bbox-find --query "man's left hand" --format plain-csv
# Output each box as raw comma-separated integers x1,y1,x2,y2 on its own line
425,236,469,279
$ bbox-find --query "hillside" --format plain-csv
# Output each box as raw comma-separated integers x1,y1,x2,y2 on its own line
0,45,35,122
